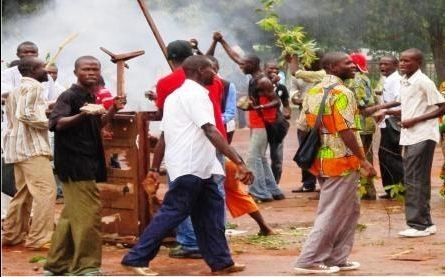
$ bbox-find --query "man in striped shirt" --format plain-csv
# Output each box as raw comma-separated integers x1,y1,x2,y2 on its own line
2,56,56,250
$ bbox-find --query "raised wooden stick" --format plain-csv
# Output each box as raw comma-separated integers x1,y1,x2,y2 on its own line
136,0,173,71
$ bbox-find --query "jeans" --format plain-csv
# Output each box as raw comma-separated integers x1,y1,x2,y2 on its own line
175,153,226,251
269,141,283,184
121,175,233,272
247,128,283,199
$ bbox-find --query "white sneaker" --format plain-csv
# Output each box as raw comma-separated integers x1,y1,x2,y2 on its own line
337,261,360,271
294,264,340,274
425,225,437,235
398,228,431,237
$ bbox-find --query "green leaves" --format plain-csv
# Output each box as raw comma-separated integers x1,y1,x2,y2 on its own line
256,1,318,68
29,256,47,263
383,183,405,202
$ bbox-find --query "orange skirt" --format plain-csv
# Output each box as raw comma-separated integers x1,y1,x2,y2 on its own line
224,160,258,218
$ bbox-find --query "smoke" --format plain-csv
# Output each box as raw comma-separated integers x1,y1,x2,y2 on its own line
1,0,246,111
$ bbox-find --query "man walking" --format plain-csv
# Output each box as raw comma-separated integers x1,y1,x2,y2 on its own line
121,55,251,275
2,57,56,250
44,56,126,275
294,52,376,274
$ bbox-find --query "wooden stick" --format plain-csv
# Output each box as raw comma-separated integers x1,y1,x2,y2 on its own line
136,0,173,71
46,33,78,69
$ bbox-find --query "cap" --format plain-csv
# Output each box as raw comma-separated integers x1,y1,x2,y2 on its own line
349,52,368,73
167,40,193,60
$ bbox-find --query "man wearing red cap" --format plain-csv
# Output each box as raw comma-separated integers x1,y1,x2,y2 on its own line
346,53,379,200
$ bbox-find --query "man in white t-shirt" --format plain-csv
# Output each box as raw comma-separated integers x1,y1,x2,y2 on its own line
121,55,253,275
392,48,445,237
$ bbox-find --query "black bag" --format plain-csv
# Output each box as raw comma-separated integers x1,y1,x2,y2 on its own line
264,110,290,144
293,84,337,169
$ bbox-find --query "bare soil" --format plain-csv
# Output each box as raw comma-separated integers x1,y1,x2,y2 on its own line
2,126,445,276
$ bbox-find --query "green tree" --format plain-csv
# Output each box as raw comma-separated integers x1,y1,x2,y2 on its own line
364,0,445,84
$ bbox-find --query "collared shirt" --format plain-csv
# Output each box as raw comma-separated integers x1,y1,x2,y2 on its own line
2,77,51,163
382,71,401,103
346,72,378,134
49,84,106,182
399,69,444,145
298,74,363,177
1,66,57,101
156,67,227,139
161,79,224,181
379,71,402,128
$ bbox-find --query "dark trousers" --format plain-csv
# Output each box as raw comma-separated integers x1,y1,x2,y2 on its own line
121,175,233,272
297,130,316,188
378,123,404,193
269,141,283,184
403,140,436,230
1,158,16,197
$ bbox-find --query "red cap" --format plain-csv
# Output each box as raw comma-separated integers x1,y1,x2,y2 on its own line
349,53,368,73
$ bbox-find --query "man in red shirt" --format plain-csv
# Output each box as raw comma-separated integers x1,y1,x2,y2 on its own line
156,41,226,140
153,40,226,259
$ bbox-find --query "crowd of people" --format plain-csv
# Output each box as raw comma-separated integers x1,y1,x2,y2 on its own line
1,33,445,276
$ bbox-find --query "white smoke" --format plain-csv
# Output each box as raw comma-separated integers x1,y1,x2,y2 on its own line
1,0,242,111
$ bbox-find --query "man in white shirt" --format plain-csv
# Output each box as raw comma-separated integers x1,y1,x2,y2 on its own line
393,48,445,237
121,55,253,275
377,55,405,199
1,41,57,101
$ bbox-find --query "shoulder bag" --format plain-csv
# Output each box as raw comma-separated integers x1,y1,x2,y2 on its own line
293,83,337,169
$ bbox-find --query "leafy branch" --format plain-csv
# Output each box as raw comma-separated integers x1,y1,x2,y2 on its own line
256,0,318,68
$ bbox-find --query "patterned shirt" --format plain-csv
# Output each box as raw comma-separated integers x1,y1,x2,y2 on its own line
298,75,363,177
346,72,378,134
2,77,51,163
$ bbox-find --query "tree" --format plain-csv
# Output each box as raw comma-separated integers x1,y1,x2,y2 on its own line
364,0,444,84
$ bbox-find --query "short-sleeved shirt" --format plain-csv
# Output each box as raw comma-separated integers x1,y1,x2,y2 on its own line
161,79,224,181
346,72,378,134
155,67,226,139
299,75,363,177
399,69,445,145
49,84,106,182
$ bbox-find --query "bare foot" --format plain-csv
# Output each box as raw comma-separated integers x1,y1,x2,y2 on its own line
258,228,280,236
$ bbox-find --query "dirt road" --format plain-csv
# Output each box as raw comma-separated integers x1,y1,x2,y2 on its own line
2,126,444,276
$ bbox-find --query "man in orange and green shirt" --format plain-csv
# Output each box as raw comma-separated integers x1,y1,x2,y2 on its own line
294,52,376,275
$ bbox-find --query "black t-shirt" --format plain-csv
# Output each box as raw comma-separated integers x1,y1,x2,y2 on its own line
49,84,106,182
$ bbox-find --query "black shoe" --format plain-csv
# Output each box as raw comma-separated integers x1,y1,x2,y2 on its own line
168,246,202,259
292,186,315,193
273,194,285,200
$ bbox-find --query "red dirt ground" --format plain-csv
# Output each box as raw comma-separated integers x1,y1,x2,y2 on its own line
2,125,445,276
